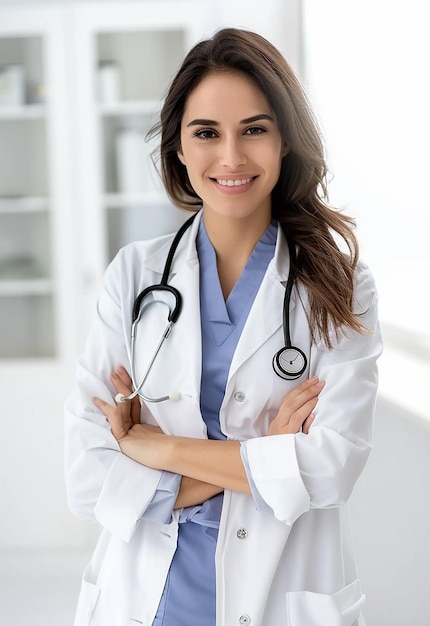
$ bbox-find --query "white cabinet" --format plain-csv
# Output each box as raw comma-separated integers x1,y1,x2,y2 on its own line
0,2,203,362
0,0,204,552
0,4,80,553
68,3,203,344
0,24,57,358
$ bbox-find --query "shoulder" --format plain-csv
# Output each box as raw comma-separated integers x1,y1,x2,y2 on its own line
100,232,177,301
353,258,378,314
120,231,176,262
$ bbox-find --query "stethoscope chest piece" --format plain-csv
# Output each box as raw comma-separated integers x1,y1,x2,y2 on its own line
272,345,307,380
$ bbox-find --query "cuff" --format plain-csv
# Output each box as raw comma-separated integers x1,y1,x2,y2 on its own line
245,434,310,525
143,471,182,523
240,441,272,512
94,453,164,542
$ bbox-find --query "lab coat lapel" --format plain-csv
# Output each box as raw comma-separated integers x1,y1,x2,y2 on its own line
168,246,202,402
136,212,204,436
229,226,295,379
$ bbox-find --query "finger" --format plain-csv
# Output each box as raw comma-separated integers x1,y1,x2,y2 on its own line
288,397,318,429
111,370,141,425
302,413,316,435
111,371,132,398
280,378,325,415
130,397,141,426
294,377,325,402
92,396,129,441
115,365,133,389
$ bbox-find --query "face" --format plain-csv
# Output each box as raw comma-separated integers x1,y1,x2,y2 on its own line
177,71,285,224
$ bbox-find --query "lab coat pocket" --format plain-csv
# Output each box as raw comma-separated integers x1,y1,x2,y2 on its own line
285,579,365,626
73,530,110,626
73,568,101,626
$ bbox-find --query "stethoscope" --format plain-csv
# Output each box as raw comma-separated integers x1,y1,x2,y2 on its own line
115,213,307,404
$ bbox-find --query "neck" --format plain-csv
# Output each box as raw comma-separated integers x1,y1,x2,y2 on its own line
203,211,271,259
202,210,272,300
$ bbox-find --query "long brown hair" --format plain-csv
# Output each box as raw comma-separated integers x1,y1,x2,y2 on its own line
148,28,365,347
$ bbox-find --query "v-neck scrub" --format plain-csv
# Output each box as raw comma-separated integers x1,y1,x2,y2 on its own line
151,220,277,626
198,219,278,440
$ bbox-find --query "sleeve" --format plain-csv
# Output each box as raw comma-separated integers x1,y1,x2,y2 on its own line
244,262,383,526
64,247,176,542
143,472,181,523
239,442,271,512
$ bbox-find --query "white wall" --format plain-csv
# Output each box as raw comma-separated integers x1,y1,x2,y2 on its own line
202,0,303,73
304,2,430,623
350,398,430,626
303,0,430,420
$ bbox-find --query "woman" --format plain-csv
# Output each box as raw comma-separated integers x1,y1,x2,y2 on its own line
65,28,382,626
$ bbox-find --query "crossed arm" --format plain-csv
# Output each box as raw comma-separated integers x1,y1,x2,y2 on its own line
92,367,325,508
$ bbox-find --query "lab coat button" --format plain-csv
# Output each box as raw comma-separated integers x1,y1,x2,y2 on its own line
236,527,248,539
234,391,245,402
239,615,251,625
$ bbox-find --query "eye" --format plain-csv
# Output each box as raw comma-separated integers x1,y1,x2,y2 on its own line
243,126,267,136
192,128,218,140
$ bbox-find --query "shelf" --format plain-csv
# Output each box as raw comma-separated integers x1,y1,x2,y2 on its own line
0,279,53,297
0,104,46,120
0,196,49,214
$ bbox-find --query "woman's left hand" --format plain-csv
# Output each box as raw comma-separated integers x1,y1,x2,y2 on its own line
93,366,167,468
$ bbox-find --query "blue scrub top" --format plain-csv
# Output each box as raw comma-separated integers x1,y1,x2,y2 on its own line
151,219,277,626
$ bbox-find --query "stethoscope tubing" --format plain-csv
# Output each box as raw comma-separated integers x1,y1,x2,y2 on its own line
115,301,176,404
116,214,199,404
116,212,308,403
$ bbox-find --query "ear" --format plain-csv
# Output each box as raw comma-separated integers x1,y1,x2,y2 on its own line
281,142,290,158
177,150,186,165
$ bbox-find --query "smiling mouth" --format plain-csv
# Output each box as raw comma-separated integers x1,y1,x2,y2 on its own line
211,177,256,187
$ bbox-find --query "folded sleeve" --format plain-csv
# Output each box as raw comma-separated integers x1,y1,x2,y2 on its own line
244,262,383,525
240,442,271,512
142,471,182,523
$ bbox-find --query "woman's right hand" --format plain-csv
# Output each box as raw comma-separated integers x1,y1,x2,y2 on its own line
268,376,325,436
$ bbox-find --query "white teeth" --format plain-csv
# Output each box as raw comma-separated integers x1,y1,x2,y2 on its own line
216,178,252,187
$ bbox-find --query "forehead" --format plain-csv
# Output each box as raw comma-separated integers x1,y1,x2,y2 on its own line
182,71,272,120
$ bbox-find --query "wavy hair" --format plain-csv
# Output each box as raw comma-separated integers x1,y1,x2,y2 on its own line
148,28,365,346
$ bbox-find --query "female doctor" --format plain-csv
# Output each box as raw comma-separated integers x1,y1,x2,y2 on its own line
65,28,382,626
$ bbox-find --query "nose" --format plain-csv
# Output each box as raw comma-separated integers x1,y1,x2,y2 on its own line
219,136,247,169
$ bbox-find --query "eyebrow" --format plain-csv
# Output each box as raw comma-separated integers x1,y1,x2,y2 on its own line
186,114,275,127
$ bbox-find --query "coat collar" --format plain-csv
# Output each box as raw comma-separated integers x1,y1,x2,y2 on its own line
142,210,291,284
141,210,202,276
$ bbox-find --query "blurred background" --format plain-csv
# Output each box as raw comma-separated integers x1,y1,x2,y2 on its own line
0,0,428,624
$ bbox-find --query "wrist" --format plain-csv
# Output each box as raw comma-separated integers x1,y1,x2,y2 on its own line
160,435,179,472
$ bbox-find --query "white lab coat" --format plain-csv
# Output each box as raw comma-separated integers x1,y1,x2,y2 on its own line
65,212,382,626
